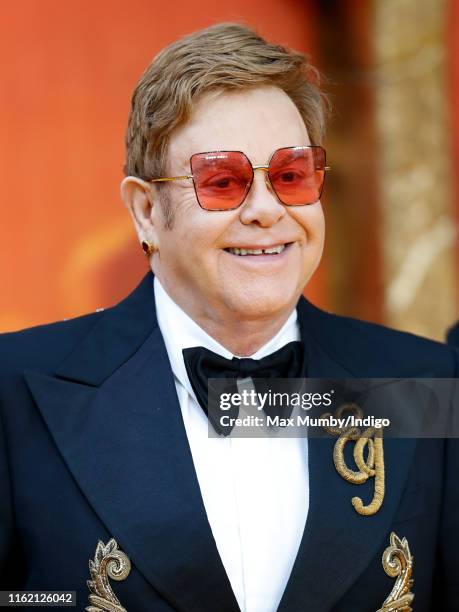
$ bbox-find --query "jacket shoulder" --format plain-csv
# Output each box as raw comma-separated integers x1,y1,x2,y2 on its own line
0,310,107,378
302,300,458,377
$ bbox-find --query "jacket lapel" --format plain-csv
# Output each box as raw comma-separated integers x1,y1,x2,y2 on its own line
24,272,240,612
277,298,418,612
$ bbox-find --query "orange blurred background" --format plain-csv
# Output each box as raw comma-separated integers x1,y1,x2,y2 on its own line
1,0,458,338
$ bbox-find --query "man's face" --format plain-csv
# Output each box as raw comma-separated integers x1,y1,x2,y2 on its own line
152,86,325,324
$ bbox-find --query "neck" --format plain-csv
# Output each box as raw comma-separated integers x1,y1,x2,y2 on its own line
192,309,294,357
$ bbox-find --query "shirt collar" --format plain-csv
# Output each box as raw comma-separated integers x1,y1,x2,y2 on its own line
154,276,300,397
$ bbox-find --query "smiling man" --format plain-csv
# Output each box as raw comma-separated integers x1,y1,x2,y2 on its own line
123,85,326,356
0,22,458,612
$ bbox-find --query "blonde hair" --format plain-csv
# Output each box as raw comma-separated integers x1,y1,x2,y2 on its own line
124,22,329,183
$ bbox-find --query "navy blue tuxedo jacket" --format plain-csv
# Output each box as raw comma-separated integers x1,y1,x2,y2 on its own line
0,271,458,611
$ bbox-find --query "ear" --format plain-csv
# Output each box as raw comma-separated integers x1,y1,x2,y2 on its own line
120,176,159,249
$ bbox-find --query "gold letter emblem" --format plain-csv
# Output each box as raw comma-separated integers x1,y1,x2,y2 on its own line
322,403,385,515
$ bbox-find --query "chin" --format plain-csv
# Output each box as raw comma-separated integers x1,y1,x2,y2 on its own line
224,288,296,321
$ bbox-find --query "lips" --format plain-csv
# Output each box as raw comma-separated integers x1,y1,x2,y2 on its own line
224,242,293,256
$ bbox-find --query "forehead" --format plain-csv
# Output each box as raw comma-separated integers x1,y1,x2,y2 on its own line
167,86,310,170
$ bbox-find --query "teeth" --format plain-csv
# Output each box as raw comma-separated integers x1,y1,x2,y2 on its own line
264,245,285,254
226,244,286,256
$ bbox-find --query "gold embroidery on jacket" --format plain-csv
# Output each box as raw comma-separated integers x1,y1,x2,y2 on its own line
86,538,131,612
378,532,415,612
322,403,385,515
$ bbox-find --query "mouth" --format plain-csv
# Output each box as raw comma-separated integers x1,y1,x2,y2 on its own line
223,242,294,257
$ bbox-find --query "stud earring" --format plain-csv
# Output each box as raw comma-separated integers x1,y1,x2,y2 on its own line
141,240,156,256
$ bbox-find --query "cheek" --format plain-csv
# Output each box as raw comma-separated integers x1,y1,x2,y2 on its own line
289,203,325,246
159,198,232,265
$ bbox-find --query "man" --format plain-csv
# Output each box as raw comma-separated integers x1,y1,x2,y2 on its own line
0,23,458,612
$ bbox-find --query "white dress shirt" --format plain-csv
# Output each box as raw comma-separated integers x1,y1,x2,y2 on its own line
154,277,309,612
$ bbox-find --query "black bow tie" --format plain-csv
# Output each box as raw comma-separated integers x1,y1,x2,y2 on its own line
182,341,305,436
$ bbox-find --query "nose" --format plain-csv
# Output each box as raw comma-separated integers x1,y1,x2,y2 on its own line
239,168,286,227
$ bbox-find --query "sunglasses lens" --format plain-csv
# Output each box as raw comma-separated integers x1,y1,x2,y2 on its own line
268,147,326,205
190,151,253,210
